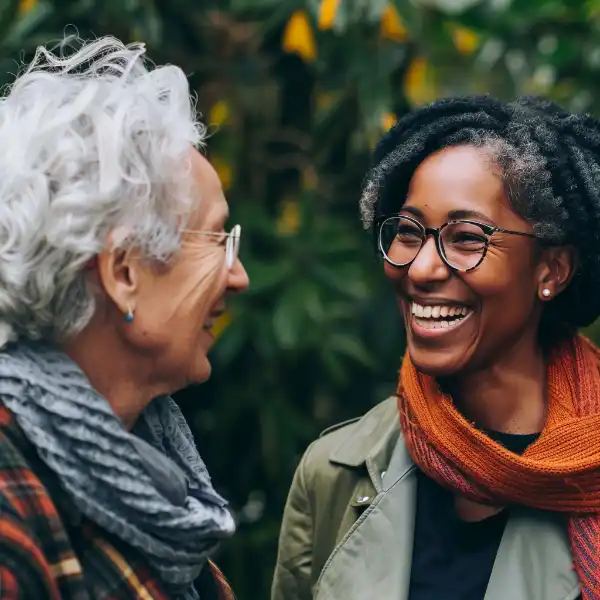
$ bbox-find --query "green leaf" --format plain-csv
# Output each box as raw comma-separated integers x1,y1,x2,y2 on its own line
244,260,291,296
138,0,163,45
311,262,368,301
272,285,305,350
363,0,390,23
230,0,284,9
329,333,375,368
320,347,347,384
390,0,423,36
3,0,53,48
212,317,249,364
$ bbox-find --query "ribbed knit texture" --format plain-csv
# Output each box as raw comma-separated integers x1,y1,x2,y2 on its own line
398,334,600,600
0,342,236,599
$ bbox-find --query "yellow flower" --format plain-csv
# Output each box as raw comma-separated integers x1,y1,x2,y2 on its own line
450,25,480,56
209,101,230,127
302,166,318,191
316,92,334,111
277,200,301,236
381,112,397,132
282,10,317,63
210,311,232,339
19,0,37,13
318,0,340,30
380,4,408,43
404,56,437,105
211,156,233,191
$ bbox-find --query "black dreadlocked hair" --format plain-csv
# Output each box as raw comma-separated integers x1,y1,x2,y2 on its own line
360,94,600,329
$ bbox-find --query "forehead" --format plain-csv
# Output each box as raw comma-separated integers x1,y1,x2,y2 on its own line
404,145,514,224
187,148,229,230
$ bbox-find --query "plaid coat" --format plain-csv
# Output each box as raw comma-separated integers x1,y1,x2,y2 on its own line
0,403,235,600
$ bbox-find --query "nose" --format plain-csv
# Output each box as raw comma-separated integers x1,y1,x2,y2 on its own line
227,257,250,294
406,236,450,285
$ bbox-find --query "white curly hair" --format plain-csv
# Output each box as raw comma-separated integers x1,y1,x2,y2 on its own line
0,35,205,347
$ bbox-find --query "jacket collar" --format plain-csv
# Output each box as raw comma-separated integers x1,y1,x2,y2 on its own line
329,397,406,478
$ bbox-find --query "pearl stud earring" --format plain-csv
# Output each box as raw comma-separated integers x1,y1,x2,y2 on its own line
542,288,552,298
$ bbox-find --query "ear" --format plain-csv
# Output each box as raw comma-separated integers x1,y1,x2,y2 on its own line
536,245,577,301
96,246,141,317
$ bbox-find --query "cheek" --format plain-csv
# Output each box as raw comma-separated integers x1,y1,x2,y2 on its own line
463,247,537,300
147,250,226,326
383,261,408,282
175,262,226,325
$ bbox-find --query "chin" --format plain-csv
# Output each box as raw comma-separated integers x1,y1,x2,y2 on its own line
407,344,471,378
188,356,212,386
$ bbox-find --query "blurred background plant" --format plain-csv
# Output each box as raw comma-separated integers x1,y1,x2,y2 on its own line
2,0,600,596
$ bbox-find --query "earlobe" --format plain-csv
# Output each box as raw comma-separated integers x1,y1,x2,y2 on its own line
538,245,577,300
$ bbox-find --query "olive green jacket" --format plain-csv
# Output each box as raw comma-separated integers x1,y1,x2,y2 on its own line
271,397,580,600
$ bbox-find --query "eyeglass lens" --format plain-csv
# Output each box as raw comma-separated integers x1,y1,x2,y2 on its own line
379,216,488,271
226,225,241,268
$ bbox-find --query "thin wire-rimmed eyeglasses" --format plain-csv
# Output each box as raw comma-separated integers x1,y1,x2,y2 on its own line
377,215,538,272
183,224,241,269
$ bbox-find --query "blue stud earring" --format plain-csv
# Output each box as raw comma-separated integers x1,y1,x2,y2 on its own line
125,306,134,323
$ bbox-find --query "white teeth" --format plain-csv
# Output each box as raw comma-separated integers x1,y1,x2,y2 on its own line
410,302,472,321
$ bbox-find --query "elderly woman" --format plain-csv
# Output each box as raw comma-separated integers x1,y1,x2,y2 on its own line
271,95,600,600
0,36,248,599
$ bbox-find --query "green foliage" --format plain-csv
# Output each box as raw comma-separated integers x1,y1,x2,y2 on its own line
2,0,600,597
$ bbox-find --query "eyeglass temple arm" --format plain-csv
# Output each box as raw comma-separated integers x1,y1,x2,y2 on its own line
493,227,538,239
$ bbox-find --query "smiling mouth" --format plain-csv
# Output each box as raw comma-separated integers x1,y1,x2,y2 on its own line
410,301,474,330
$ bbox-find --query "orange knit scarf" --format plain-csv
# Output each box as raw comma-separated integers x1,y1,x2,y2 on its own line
397,334,600,600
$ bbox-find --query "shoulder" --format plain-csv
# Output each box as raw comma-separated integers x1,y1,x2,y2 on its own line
300,396,398,479
318,396,398,441
0,404,63,522
0,409,59,594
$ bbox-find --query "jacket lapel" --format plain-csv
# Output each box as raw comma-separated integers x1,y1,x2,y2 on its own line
314,396,579,600
315,409,416,600
485,509,579,600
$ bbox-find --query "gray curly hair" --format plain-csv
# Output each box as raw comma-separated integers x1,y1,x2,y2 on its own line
0,36,205,347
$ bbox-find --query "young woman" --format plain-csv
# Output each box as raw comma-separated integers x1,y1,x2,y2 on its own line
272,95,600,600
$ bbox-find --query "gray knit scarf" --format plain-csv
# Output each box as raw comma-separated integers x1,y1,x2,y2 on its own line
0,342,235,599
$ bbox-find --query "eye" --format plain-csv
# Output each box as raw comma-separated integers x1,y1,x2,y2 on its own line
452,232,486,245
212,231,227,246
447,234,487,253
396,223,423,241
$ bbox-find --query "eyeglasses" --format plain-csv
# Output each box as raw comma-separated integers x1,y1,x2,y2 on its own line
183,224,241,269
377,215,537,272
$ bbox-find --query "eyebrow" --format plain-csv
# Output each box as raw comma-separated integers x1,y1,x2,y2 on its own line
400,205,496,225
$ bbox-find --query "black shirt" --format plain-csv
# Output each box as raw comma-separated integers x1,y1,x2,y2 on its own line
408,431,539,600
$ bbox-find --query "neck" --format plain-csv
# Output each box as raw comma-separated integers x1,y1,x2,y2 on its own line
62,325,168,431
449,333,547,434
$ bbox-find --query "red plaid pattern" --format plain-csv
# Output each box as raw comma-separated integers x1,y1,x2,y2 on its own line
0,403,234,599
